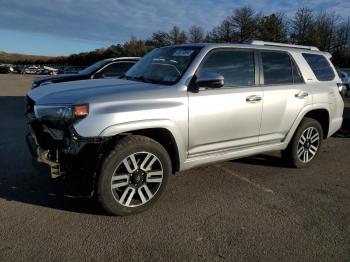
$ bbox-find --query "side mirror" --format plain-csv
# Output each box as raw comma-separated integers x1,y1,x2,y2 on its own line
194,72,224,89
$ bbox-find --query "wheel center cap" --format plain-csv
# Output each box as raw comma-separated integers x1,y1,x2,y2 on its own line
305,140,311,149
131,170,145,187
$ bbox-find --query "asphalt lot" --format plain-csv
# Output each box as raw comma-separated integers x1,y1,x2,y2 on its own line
0,74,349,261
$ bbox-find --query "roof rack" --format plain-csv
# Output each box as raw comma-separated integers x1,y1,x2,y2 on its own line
245,40,319,51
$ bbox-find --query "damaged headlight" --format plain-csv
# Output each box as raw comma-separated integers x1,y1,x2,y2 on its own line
34,104,89,125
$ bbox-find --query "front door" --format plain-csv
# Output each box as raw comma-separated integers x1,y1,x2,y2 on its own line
188,48,263,156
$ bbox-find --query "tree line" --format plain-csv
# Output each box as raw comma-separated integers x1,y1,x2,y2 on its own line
13,6,350,67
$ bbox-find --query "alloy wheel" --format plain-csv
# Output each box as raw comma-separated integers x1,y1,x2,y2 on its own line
297,127,320,163
110,152,164,207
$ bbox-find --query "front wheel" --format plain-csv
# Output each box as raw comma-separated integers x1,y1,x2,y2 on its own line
97,135,171,216
282,117,323,168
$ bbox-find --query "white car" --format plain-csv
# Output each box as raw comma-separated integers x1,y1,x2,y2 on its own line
23,66,41,74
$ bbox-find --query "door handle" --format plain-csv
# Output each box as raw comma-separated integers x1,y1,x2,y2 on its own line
246,95,262,103
295,91,309,98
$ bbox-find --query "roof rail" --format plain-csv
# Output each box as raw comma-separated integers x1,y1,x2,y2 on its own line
245,40,319,51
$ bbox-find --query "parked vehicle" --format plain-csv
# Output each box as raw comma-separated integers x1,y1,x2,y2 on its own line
22,66,42,74
31,57,139,89
42,66,59,76
26,41,344,216
337,70,349,97
0,64,10,74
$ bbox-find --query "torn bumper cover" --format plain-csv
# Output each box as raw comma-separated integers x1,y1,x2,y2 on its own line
25,116,108,179
26,133,62,178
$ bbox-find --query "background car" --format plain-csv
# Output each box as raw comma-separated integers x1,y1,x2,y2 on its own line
0,64,10,74
31,57,139,88
338,70,349,97
22,66,42,74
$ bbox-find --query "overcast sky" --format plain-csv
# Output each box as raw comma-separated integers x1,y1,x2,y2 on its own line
0,0,349,55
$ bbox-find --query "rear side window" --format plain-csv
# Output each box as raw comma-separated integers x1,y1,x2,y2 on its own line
261,52,293,85
302,53,335,81
200,49,255,87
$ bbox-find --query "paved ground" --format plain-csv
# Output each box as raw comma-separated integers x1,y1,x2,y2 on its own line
0,74,349,261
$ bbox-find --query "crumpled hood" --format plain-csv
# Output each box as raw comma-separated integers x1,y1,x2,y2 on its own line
28,78,163,105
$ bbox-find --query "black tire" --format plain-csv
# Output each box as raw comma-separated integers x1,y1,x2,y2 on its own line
282,117,323,168
97,135,171,216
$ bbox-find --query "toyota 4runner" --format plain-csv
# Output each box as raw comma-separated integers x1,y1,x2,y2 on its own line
26,41,344,216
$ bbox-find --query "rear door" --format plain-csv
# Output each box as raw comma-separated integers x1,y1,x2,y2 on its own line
258,50,312,144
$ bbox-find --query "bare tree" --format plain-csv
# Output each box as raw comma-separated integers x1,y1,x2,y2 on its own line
229,6,259,42
313,11,339,51
290,7,315,45
206,19,234,43
188,25,205,43
257,13,288,43
150,31,171,47
169,26,187,44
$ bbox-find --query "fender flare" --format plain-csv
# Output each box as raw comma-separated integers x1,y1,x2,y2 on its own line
99,119,187,168
282,103,330,148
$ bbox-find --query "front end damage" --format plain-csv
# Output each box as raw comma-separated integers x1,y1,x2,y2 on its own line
25,96,111,194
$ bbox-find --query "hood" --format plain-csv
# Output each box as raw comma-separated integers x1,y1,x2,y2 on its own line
28,78,164,105
33,74,88,85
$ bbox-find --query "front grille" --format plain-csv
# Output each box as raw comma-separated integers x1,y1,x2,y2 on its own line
25,95,35,113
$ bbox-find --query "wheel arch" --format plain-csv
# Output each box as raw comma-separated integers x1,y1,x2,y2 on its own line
303,109,330,139
99,120,185,173
283,105,330,147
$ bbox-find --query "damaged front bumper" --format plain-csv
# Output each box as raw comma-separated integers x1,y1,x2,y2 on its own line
25,113,109,179
26,132,62,178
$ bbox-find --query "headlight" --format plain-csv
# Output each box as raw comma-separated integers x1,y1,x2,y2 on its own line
34,104,89,125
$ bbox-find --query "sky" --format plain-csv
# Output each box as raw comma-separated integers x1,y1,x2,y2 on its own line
0,0,349,56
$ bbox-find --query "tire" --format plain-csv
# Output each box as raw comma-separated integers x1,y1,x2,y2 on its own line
97,135,171,216
282,117,323,168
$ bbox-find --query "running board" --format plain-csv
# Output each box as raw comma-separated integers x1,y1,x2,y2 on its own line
182,142,286,171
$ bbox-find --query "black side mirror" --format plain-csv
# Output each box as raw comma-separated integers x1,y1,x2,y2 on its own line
194,72,224,89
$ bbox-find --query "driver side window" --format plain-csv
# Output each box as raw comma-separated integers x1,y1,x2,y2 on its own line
200,49,255,87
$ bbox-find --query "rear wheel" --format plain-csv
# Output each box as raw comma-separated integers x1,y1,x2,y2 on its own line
282,117,323,168
97,135,171,216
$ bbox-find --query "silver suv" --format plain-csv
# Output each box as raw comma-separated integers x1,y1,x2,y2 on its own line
26,41,344,216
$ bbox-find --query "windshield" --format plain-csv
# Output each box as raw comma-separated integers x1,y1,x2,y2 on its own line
124,46,202,85
79,60,109,75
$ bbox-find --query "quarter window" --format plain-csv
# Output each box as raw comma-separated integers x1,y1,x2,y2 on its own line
199,49,255,87
302,53,335,81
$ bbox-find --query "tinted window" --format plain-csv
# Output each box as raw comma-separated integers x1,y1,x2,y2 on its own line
302,53,335,81
261,52,293,85
99,62,135,77
200,49,255,87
